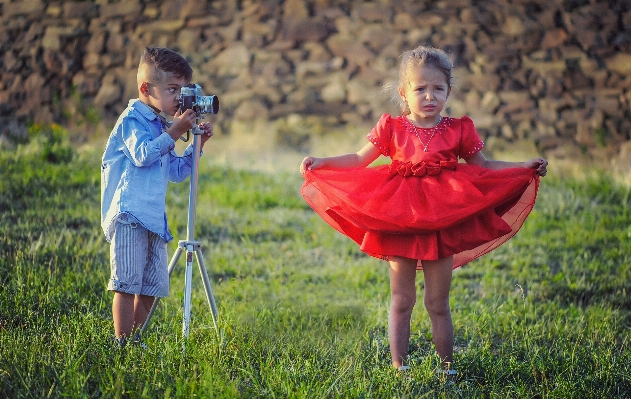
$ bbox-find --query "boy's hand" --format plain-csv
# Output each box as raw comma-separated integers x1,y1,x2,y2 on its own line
167,109,196,141
199,122,214,148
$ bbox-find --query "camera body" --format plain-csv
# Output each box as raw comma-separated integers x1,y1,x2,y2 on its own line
179,84,219,115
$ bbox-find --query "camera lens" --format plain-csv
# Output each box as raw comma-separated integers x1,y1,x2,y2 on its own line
196,95,219,115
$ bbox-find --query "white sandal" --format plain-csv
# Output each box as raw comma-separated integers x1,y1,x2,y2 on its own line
397,365,411,372
438,369,457,376
437,369,457,386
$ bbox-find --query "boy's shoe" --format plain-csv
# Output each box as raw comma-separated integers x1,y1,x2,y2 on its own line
131,332,148,350
113,333,147,350
113,336,127,349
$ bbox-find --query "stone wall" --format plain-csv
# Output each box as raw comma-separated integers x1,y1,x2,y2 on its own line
1,0,631,176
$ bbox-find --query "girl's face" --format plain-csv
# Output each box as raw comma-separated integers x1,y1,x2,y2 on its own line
140,72,188,116
399,64,451,127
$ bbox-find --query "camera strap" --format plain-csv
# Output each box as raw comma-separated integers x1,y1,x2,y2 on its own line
150,109,172,132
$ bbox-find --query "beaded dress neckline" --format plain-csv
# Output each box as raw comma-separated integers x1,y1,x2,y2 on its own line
402,116,448,152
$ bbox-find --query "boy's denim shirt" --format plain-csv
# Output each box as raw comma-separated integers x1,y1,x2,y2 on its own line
101,99,197,243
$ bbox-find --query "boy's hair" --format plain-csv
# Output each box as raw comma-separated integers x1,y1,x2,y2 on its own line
388,46,454,115
137,47,193,86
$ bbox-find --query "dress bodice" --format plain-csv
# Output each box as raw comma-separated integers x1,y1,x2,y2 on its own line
367,114,484,163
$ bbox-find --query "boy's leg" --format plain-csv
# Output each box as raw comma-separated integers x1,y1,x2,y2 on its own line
113,291,136,339
422,256,454,369
133,294,156,330
130,231,168,337
113,293,154,338
109,218,149,340
388,256,418,368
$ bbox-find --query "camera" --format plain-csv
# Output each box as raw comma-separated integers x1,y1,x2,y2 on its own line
179,84,219,115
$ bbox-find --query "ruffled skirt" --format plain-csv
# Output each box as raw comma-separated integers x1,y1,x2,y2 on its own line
301,162,539,269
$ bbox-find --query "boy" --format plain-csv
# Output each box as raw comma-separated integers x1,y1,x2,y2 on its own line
101,47,213,347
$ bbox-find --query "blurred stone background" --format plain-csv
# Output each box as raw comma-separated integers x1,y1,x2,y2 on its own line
1,0,630,177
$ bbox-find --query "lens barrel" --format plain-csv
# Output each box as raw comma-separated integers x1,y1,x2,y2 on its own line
196,95,219,115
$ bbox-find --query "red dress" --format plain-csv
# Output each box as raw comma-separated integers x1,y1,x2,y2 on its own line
301,114,539,269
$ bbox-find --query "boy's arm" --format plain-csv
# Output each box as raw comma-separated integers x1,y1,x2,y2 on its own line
122,118,176,167
166,121,215,183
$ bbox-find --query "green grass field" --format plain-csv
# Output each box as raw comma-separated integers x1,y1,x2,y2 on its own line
1,124,630,398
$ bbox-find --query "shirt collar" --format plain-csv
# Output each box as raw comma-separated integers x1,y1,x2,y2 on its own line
130,99,171,130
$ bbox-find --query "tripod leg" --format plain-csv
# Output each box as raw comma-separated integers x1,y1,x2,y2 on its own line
182,244,195,337
140,246,184,334
195,248,219,329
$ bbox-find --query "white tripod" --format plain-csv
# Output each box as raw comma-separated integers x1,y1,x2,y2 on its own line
141,121,218,337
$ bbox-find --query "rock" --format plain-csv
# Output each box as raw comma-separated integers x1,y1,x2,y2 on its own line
94,73,121,109
605,53,631,75
99,1,142,19
279,19,330,44
207,44,251,76
326,35,374,66
320,72,347,103
62,1,98,19
352,2,393,23
540,28,569,49
2,0,46,17
283,0,309,19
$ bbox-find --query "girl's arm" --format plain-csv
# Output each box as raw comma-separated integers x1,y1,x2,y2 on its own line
300,142,381,173
465,152,548,176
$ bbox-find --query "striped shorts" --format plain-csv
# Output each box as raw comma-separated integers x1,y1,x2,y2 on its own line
108,217,169,298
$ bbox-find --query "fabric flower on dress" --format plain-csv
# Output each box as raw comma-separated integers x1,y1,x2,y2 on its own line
389,159,457,177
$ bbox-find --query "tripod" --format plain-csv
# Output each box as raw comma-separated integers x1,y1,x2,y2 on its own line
141,121,218,337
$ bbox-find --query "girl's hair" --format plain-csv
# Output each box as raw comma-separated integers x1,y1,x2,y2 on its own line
388,46,454,115
137,47,193,85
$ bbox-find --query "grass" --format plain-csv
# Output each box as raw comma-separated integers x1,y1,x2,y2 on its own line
1,124,630,398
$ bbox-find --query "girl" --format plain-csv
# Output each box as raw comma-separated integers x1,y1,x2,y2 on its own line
300,46,547,376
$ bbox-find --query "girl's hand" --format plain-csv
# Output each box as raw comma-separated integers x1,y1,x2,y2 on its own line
300,143,380,173
300,156,320,174
525,158,548,177
199,122,214,147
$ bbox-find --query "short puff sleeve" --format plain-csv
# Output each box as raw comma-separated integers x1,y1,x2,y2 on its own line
458,116,484,159
367,114,392,157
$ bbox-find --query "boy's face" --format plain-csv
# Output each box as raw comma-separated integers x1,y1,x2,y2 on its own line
140,72,188,116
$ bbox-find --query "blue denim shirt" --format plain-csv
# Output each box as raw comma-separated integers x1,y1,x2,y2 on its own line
101,99,197,243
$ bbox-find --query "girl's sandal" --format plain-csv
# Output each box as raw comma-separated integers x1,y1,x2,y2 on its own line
396,365,413,380
436,369,457,385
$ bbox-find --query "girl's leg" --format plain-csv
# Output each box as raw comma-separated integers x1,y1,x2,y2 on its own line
388,256,419,368
422,256,454,368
